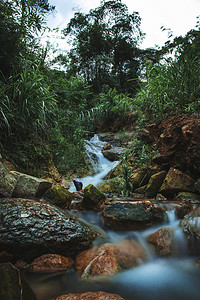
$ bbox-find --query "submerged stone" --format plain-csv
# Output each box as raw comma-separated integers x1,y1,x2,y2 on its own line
147,227,175,256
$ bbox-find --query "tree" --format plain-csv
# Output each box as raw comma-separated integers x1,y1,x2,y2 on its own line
63,0,144,94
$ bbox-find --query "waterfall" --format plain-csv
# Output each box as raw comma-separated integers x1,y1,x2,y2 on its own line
69,134,119,192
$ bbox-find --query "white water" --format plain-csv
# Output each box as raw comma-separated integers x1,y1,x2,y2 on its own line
69,134,119,192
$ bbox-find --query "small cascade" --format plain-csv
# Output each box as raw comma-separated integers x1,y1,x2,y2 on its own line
69,134,119,192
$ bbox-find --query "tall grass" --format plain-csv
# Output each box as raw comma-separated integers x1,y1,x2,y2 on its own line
134,54,200,117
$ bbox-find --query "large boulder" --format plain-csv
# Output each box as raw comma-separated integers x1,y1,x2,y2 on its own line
75,240,147,279
0,262,36,300
159,168,194,197
102,146,126,161
43,185,73,208
179,207,200,255
81,184,106,210
55,291,124,300
11,171,52,199
101,200,166,230
0,198,103,261
0,162,16,197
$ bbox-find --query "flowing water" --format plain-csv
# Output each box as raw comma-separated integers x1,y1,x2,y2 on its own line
69,134,119,192
24,135,200,300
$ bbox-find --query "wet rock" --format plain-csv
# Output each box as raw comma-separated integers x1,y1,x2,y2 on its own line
43,185,73,208
11,171,52,199
145,171,166,198
174,192,200,203
101,200,166,230
75,240,146,279
55,291,124,300
173,202,193,219
29,254,74,272
0,262,36,300
0,198,103,261
179,207,200,255
102,143,112,150
159,168,194,197
147,227,175,256
0,162,16,197
102,146,126,161
81,184,106,210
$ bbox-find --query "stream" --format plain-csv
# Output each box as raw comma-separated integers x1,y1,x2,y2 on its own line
24,135,200,300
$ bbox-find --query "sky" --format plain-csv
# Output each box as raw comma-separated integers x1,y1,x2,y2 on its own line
45,0,200,52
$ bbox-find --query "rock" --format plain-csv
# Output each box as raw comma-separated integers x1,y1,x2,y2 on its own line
55,291,124,300
98,177,122,194
156,193,167,201
101,200,166,230
159,168,194,197
15,259,29,270
75,240,146,279
179,207,200,255
102,146,126,161
194,179,200,193
152,152,174,164
29,254,74,272
0,198,103,261
145,171,166,198
81,184,106,210
134,185,147,194
11,171,52,199
43,185,73,208
130,170,148,191
147,227,175,256
0,162,16,197
174,192,200,203
173,202,193,219
0,262,36,300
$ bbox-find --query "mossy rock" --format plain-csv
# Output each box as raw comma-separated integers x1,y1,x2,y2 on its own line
43,185,73,208
174,192,200,203
145,171,166,198
134,185,147,194
130,169,149,190
98,177,123,194
82,184,106,210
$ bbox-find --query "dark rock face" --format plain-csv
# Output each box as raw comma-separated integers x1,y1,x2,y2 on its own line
0,262,36,300
0,198,102,261
101,200,166,230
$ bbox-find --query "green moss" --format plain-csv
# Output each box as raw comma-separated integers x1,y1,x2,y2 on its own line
43,185,73,208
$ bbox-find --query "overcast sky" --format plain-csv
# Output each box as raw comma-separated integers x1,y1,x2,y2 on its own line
46,0,200,51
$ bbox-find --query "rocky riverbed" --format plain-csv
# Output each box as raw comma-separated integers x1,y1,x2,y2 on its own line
1,114,200,299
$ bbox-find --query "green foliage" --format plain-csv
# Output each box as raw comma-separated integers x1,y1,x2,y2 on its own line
80,89,132,130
